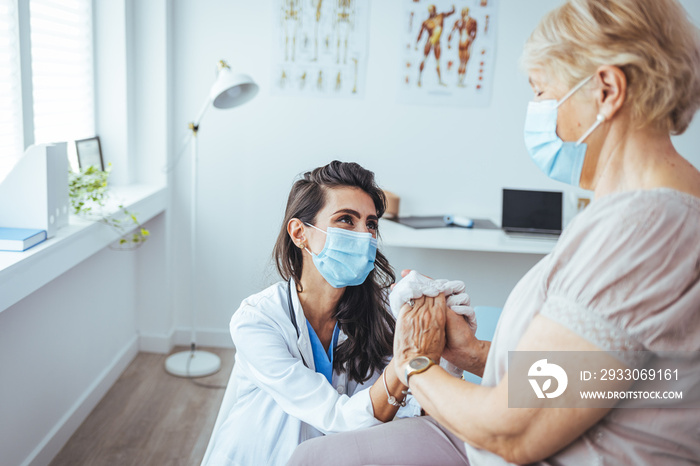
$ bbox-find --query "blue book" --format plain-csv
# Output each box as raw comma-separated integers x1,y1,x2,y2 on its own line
0,227,47,252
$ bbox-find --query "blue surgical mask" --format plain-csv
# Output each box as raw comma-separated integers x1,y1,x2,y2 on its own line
304,223,377,288
523,75,606,186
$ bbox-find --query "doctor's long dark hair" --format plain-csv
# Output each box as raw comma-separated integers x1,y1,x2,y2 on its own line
273,161,396,384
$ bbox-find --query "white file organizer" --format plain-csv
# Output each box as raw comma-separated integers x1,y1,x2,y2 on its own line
0,143,70,238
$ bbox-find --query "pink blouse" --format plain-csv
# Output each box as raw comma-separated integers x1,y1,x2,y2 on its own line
467,188,700,465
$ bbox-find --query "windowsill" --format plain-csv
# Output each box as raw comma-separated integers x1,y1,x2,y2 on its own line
0,183,167,314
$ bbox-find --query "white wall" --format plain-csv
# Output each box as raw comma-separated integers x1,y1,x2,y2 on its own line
169,0,700,335
0,228,140,466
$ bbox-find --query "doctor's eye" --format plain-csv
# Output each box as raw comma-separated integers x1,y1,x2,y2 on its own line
367,220,378,232
336,215,354,226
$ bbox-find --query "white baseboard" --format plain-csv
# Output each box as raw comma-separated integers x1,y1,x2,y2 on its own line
138,327,233,354
23,336,139,466
172,327,234,349
138,331,175,353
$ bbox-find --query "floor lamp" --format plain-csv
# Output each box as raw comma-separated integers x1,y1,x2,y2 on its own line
165,60,259,377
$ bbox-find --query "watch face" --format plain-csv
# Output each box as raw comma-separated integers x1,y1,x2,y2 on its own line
409,356,431,371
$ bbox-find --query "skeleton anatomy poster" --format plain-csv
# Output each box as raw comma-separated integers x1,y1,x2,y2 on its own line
274,0,370,98
399,0,498,106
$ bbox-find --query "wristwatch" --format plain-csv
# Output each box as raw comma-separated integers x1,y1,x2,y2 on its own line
405,356,436,386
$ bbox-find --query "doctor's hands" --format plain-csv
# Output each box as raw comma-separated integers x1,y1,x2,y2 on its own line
389,269,419,291
393,294,447,385
390,270,471,318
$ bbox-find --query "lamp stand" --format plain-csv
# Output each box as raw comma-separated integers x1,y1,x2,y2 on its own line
165,122,221,378
164,59,258,378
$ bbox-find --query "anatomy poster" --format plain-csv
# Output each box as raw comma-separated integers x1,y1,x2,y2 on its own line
399,0,498,106
273,0,370,98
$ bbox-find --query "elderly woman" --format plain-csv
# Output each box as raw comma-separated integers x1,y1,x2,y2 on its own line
287,0,700,464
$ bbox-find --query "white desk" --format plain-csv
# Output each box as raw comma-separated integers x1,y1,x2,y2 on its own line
380,219,558,255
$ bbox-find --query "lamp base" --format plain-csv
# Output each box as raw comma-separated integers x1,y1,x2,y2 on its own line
165,350,221,378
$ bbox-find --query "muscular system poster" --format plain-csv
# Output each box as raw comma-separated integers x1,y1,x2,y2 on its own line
399,0,497,106
273,0,370,98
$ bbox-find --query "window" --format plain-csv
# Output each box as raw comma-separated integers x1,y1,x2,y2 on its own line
0,0,23,181
30,0,94,145
0,0,94,182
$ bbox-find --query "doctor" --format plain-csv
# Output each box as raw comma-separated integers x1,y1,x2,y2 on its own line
204,161,418,466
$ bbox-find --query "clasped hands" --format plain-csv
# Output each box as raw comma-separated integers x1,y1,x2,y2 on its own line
390,270,479,385
393,293,447,385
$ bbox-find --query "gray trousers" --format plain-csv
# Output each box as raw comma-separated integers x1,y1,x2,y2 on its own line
287,416,470,466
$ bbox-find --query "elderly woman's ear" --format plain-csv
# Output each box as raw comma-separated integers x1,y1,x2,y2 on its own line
593,65,627,121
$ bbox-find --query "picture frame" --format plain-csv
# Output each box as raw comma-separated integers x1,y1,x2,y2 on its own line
75,136,104,171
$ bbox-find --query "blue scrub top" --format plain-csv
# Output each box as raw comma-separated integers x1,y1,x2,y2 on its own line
306,320,340,385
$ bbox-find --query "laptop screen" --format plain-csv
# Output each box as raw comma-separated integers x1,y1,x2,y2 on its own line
501,189,563,234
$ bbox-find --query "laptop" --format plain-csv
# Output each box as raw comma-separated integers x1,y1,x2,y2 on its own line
501,188,563,236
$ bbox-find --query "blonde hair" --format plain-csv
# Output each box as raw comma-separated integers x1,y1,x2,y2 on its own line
521,0,700,134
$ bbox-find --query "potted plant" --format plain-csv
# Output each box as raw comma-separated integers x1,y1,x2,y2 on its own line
68,164,149,249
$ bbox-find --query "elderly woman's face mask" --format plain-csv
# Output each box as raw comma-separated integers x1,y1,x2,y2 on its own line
523,75,606,186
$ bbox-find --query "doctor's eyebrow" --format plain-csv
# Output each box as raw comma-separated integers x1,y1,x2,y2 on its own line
332,209,378,221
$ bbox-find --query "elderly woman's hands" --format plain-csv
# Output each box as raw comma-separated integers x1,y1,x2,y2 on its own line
393,294,447,385
443,306,489,377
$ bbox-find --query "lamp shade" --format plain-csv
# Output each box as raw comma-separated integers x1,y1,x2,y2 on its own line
209,67,259,109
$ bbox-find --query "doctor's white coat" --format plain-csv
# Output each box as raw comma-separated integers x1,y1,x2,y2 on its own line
205,281,414,466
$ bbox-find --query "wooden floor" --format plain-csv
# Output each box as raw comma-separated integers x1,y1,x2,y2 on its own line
49,347,235,466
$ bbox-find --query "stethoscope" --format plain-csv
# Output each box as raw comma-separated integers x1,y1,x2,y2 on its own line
287,279,309,368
